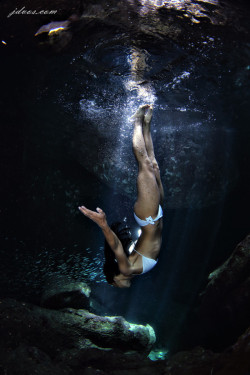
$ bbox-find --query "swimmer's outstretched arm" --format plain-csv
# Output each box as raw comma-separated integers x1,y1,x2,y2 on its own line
78,206,133,276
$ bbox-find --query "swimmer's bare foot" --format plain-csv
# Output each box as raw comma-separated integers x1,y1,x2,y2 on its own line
144,105,153,126
130,104,150,123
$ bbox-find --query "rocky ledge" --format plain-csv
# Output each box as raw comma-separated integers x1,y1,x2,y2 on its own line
0,232,250,374
0,297,158,374
0,297,250,374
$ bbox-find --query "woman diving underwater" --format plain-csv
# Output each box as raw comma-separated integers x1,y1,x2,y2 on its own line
78,104,164,288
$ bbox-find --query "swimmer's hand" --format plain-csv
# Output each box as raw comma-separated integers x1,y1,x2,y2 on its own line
78,206,107,229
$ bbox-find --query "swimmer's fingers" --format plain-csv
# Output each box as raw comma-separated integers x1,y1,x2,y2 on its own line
78,205,92,217
78,205,106,227
78,205,98,218
79,206,104,216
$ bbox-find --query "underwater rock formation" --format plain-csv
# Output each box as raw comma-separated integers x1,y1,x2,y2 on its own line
0,298,155,353
0,298,158,374
164,325,250,375
0,298,250,374
2,0,250,51
41,280,91,310
198,234,250,349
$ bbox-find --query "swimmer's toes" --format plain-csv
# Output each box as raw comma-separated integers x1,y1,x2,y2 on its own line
130,104,150,122
144,105,153,124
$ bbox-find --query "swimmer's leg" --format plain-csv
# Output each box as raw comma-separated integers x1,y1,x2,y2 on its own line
131,104,150,159
143,106,164,204
132,105,160,218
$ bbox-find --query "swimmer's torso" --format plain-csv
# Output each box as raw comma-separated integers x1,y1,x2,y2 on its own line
114,218,163,283
134,218,163,259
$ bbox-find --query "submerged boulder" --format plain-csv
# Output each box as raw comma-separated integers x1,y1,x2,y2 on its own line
163,324,250,375
198,234,250,348
0,298,158,374
164,346,219,375
41,279,91,310
202,234,250,299
0,298,250,374
0,345,73,375
0,298,155,355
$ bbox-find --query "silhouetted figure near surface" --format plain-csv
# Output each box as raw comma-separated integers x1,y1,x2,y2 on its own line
79,105,164,288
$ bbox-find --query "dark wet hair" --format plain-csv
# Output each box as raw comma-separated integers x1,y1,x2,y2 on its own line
103,222,133,284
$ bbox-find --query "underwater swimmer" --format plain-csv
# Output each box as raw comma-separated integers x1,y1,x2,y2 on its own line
79,105,164,288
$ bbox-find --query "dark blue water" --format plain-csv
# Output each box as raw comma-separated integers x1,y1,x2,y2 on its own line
1,16,250,353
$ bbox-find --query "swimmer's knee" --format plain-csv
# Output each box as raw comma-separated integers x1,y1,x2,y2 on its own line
152,160,159,172
151,160,161,178
138,155,158,175
133,143,147,161
141,156,154,173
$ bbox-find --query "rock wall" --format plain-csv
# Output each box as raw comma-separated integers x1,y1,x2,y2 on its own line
198,234,250,349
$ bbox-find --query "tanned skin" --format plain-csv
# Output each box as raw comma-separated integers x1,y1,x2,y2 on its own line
79,105,164,288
